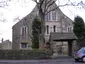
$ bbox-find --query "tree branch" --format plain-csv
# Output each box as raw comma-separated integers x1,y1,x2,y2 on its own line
40,0,45,6
44,0,56,14
40,0,45,11
47,0,56,9
45,1,85,15
0,0,10,7
45,6,58,15
32,0,38,4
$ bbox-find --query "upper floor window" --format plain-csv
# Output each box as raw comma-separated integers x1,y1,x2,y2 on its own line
21,26,27,36
53,25,56,32
45,12,51,21
46,25,49,34
52,11,56,21
45,11,56,21
67,26,72,32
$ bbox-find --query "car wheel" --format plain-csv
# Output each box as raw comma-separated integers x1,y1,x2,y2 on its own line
82,57,85,62
75,59,79,62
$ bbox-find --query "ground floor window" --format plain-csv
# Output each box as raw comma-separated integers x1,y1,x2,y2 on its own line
21,43,28,48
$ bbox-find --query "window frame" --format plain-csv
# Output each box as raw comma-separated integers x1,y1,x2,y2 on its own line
46,25,49,34
21,43,28,48
21,26,27,36
53,25,56,32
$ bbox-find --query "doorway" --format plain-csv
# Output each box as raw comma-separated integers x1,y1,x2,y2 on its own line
54,41,68,56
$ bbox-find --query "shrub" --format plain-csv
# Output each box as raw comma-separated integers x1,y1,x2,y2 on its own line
0,49,53,60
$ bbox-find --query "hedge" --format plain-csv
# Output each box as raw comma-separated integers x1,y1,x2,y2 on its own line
0,49,53,60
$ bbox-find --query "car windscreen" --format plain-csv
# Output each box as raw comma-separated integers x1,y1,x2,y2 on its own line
78,48,85,53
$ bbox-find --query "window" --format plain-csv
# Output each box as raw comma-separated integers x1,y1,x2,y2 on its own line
46,25,49,34
21,26,27,36
45,11,56,21
48,12,51,21
68,27,69,32
53,25,56,32
45,12,51,21
67,26,72,32
45,15,48,21
52,11,56,20
21,43,27,48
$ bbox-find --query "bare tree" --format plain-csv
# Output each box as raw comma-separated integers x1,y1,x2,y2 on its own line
0,0,11,7
32,0,85,47
32,0,57,47
0,0,12,22
13,16,21,22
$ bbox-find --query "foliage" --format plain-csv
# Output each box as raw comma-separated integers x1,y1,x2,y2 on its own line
0,49,53,60
32,18,41,49
73,16,85,48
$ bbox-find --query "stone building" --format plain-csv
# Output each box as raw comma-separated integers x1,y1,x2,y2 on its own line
0,39,12,50
12,2,77,56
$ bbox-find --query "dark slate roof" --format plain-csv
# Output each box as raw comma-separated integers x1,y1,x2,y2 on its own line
50,32,78,41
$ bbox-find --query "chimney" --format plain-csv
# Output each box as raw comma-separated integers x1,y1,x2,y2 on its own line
1,38,4,43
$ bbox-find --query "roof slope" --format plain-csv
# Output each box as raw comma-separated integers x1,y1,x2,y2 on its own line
13,2,73,27
50,32,78,41
12,5,39,28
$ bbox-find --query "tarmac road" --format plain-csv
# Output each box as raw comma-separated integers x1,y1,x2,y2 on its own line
0,57,84,64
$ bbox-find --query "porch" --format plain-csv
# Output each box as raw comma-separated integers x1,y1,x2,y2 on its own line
49,32,78,56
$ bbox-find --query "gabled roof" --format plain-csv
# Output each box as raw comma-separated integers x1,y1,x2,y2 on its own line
12,5,39,29
12,2,73,29
50,32,78,41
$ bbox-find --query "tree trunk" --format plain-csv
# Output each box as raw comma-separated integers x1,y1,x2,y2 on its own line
39,10,45,48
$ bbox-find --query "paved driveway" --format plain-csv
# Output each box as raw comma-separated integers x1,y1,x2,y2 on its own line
0,58,84,64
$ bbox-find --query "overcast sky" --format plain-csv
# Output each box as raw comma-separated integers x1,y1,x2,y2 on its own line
0,0,85,42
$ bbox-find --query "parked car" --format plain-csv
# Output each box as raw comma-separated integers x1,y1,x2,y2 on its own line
74,47,85,62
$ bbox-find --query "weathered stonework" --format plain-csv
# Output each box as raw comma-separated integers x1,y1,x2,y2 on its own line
12,3,77,56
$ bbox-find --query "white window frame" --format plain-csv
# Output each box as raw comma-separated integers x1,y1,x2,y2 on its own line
20,26,27,36
52,11,56,21
67,26,72,32
45,11,57,21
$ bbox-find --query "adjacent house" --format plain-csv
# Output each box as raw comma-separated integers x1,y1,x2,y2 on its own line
12,2,77,56
0,39,12,50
